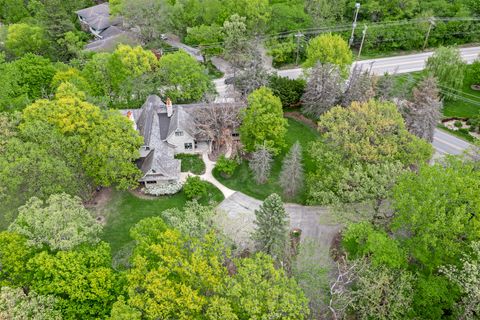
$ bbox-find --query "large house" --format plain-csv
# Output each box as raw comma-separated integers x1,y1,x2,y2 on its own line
123,95,211,186
75,3,138,52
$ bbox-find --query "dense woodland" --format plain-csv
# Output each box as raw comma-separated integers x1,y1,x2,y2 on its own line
1,0,480,319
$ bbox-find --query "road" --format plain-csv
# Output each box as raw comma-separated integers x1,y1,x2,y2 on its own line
216,46,480,100
433,129,472,156
277,46,480,79
214,47,478,156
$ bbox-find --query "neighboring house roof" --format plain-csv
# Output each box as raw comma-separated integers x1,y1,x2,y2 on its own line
99,25,124,39
76,3,121,31
85,32,139,52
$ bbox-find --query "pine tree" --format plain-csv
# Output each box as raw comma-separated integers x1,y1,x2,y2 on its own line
403,76,442,142
252,193,288,261
249,144,273,184
301,62,343,118
341,65,376,107
279,142,304,198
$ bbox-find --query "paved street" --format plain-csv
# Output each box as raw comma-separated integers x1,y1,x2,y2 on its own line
277,46,480,79
433,128,472,156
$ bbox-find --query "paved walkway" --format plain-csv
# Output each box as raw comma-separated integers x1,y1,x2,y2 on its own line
199,152,236,198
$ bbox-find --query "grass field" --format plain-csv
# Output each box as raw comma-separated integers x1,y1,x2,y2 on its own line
213,118,320,204
175,153,206,174
99,183,223,255
442,79,480,118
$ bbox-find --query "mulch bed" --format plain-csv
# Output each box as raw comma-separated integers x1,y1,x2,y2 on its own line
284,111,318,130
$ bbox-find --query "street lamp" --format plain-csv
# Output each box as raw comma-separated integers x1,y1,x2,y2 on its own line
349,2,361,47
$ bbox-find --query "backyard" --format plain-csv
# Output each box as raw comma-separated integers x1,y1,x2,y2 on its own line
214,117,320,204
94,183,223,256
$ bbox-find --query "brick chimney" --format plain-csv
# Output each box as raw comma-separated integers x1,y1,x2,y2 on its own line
166,98,173,117
126,111,137,130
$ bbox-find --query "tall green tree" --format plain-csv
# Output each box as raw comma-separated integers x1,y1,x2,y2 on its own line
239,87,288,155
0,287,62,320
252,193,289,262
21,85,143,190
156,50,215,103
9,193,102,251
27,242,119,319
426,46,466,100
303,33,353,76
5,23,48,58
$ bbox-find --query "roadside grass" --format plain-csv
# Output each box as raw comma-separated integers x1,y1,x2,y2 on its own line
175,153,206,174
437,125,476,142
213,118,320,204
99,183,223,255
391,67,480,119
442,70,480,118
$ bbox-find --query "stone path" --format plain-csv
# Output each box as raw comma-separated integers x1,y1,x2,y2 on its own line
199,152,236,198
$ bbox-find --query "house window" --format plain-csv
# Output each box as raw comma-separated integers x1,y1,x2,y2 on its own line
232,133,240,137
146,181,156,184
175,131,183,136
184,143,193,150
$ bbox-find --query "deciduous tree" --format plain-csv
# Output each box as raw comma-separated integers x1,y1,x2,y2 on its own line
0,287,62,320
240,87,288,155
5,23,47,57
161,200,214,238
192,103,240,155
303,34,352,76
301,63,343,118
156,50,215,103
426,46,465,100
9,193,102,251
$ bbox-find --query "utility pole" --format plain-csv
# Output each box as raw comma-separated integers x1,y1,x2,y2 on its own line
349,3,361,47
357,24,368,59
295,32,304,65
423,17,436,51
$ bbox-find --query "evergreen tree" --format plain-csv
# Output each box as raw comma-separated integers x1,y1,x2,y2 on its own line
301,63,343,118
249,143,273,184
252,193,289,261
341,65,376,107
401,76,442,142
279,141,304,198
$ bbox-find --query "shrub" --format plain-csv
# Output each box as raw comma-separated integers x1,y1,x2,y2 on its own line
454,120,463,128
215,155,238,177
143,182,183,196
183,176,208,199
268,74,305,109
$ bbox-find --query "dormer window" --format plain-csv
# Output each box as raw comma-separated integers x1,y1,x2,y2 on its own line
175,131,183,136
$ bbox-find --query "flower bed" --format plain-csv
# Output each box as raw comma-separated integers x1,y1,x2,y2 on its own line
142,182,183,196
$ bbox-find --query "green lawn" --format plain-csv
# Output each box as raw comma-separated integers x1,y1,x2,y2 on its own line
442,78,480,118
99,183,223,255
213,118,320,204
175,153,206,174
391,69,480,119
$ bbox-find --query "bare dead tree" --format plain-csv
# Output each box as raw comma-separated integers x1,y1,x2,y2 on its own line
402,76,442,142
191,104,241,155
233,45,270,100
249,143,273,184
301,63,343,118
279,141,304,198
327,256,365,320
341,64,376,107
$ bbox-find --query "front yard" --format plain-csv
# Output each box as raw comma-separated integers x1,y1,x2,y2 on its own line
213,117,320,204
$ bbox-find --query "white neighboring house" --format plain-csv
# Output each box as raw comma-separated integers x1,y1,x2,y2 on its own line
122,95,211,186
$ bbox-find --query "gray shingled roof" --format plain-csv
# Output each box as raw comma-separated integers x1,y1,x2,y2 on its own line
76,3,122,31
166,106,197,139
99,25,124,39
